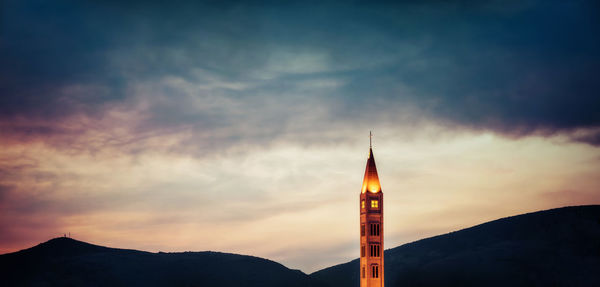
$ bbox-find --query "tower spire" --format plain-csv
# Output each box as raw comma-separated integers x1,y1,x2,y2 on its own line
362,132,381,194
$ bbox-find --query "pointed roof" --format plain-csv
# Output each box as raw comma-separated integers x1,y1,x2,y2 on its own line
361,147,382,193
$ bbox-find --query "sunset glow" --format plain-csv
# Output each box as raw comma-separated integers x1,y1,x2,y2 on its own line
1,0,599,274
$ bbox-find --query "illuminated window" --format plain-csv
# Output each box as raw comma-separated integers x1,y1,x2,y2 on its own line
361,224,365,236
362,265,365,278
371,264,379,278
371,200,378,208
361,245,365,257
370,244,380,257
361,200,365,209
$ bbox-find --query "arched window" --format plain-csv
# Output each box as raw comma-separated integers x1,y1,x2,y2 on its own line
371,264,379,278
370,223,380,236
369,244,380,257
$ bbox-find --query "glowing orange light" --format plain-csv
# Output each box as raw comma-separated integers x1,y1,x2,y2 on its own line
369,184,380,193
361,144,381,193
362,180,381,193
371,200,379,208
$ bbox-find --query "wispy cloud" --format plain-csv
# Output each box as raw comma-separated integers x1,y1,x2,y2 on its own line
1,0,599,272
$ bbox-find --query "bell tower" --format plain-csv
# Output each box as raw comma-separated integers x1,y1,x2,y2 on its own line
360,132,384,287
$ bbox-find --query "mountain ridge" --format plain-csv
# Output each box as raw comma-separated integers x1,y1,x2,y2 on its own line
311,205,600,287
2,205,599,286
0,237,321,287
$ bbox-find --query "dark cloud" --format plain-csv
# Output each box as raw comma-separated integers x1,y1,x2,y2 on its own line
1,0,599,149
573,130,600,146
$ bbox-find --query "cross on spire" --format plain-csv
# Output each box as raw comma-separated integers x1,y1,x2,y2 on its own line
369,131,373,148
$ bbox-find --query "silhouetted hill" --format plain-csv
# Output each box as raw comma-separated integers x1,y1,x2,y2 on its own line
311,205,600,287
3,206,599,286
0,237,323,287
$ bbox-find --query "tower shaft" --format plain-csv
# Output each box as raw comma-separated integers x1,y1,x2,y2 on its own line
360,145,384,287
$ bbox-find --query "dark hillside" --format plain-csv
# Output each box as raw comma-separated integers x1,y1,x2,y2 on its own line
0,237,323,287
311,205,600,287
3,205,599,286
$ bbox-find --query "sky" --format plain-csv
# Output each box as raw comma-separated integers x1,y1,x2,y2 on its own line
1,0,600,273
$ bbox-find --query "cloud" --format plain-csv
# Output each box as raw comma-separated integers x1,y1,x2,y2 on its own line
1,0,599,153
2,1,600,272
571,128,600,146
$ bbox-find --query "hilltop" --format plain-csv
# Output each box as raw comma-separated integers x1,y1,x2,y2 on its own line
0,237,322,287
311,205,600,286
1,205,599,286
